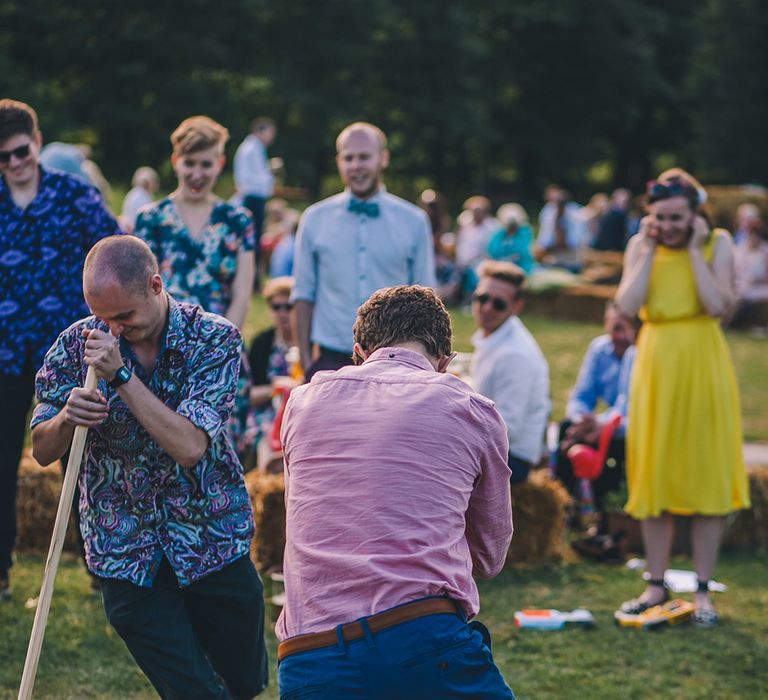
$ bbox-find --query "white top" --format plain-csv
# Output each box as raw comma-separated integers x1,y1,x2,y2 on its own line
455,217,500,269
536,201,586,250
470,316,551,463
233,134,274,198
121,186,153,231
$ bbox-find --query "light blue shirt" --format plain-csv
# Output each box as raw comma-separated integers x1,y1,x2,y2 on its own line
293,188,436,353
566,334,623,420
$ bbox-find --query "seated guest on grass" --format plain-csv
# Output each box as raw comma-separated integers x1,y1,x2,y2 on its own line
470,261,551,483
555,302,639,535
487,203,535,274
237,276,299,466
277,285,515,700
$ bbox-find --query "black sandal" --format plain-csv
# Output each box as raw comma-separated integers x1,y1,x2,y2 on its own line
693,579,719,627
618,578,669,615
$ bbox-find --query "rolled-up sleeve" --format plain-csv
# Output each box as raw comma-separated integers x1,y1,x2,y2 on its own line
291,211,317,303
31,324,88,429
176,323,243,442
411,211,437,288
465,404,513,578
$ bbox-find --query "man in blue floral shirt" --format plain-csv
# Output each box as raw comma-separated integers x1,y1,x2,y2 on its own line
0,99,121,599
31,236,268,698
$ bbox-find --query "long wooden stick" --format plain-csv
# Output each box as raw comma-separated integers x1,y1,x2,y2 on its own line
18,366,98,700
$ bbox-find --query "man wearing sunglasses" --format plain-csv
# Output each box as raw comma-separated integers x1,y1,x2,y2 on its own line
0,99,121,600
469,261,551,483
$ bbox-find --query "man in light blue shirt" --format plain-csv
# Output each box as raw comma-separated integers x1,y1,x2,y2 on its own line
293,122,435,379
556,302,639,538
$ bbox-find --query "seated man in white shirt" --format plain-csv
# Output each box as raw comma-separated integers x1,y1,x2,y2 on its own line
469,261,551,483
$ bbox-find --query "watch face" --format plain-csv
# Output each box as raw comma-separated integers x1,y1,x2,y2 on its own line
118,366,131,382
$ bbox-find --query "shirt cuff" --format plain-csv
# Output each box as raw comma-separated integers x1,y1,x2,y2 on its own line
176,399,224,442
30,402,62,429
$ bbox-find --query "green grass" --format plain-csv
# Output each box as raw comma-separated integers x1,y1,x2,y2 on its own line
2,553,767,699
3,302,765,698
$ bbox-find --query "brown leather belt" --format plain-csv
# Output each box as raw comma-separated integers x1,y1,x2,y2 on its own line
277,597,458,661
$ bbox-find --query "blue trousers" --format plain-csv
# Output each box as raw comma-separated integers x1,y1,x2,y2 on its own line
278,605,514,699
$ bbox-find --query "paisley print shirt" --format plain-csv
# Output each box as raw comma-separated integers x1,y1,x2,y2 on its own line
0,167,121,375
31,296,254,587
134,198,255,317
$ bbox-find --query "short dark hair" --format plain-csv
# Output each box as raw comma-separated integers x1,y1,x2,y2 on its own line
477,260,526,299
0,99,38,143
353,285,452,364
84,235,159,296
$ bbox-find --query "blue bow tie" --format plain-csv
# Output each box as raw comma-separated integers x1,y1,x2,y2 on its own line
348,199,380,218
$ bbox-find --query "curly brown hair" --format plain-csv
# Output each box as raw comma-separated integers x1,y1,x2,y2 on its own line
352,285,452,364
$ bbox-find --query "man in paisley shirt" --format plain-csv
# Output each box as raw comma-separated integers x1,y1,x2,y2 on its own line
0,99,121,600
31,236,268,699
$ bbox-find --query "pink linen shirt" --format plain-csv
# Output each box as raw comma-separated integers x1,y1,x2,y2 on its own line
276,346,513,641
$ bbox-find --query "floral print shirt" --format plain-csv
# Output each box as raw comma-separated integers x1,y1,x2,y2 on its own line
31,296,254,587
0,167,121,375
135,198,255,317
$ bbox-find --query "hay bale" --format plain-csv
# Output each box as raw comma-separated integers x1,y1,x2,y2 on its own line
505,469,572,565
16,450,79,554
723,467,768,552
245,470,286,572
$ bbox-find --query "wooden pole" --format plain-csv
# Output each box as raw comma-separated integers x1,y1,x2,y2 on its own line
18,366,98,700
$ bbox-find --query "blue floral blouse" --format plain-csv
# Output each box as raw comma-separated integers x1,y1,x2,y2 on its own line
135,198,255,317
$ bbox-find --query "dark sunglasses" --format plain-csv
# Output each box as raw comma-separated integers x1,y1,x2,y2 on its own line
472,292,508,312
270,302,294,312
646,179,698,204
0,143,32,164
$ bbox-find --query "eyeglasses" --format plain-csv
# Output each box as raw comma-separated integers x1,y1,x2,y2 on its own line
270,302,294,312
472,292,508,312
0,143,32,165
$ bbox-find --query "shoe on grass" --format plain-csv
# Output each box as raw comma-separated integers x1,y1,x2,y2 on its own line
693,605,719,627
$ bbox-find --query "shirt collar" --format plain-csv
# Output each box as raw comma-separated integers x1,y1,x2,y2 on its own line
364,346,435,372
471,315,518,350
343,184,387,204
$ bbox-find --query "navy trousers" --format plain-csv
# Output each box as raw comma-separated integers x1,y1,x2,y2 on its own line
101,555,268,699
278,601,514,700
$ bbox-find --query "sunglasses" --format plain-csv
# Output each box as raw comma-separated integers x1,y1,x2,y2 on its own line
646,179,698,204
0,143,32,165
472,292,508,312
270,302,294,312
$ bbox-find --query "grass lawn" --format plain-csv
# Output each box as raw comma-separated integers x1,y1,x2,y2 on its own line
3,301,766,698
2,552,766,699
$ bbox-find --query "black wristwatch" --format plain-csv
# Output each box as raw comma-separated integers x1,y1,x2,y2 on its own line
108,365,132,390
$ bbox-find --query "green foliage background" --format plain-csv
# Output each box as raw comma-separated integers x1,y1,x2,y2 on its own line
2,0,766,203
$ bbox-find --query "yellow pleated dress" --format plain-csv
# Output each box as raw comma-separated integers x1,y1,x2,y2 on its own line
625,230,751,519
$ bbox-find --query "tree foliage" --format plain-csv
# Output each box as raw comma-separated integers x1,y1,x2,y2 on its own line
0,0,763,202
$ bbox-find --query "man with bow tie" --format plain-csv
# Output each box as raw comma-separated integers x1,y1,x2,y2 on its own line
292,122,435,380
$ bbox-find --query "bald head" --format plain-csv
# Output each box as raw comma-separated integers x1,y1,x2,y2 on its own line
335,122,387,154
84,235,159,297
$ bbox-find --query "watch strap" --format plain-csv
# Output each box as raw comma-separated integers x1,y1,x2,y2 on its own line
108,365,132,389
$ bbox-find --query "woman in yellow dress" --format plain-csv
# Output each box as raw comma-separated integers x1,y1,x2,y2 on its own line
615,170,750,626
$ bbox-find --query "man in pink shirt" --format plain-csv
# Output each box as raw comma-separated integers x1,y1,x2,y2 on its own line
277,285,515,699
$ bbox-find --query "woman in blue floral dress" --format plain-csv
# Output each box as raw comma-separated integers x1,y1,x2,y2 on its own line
135,115,255,329
135,116,256,455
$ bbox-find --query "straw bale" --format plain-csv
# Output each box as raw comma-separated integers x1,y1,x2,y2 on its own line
723,468,768,552
16,450,79,553
245,470,286,572
505,469,572,566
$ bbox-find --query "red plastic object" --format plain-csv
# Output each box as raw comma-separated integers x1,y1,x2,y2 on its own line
268,386,292,452
567,414,622,480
